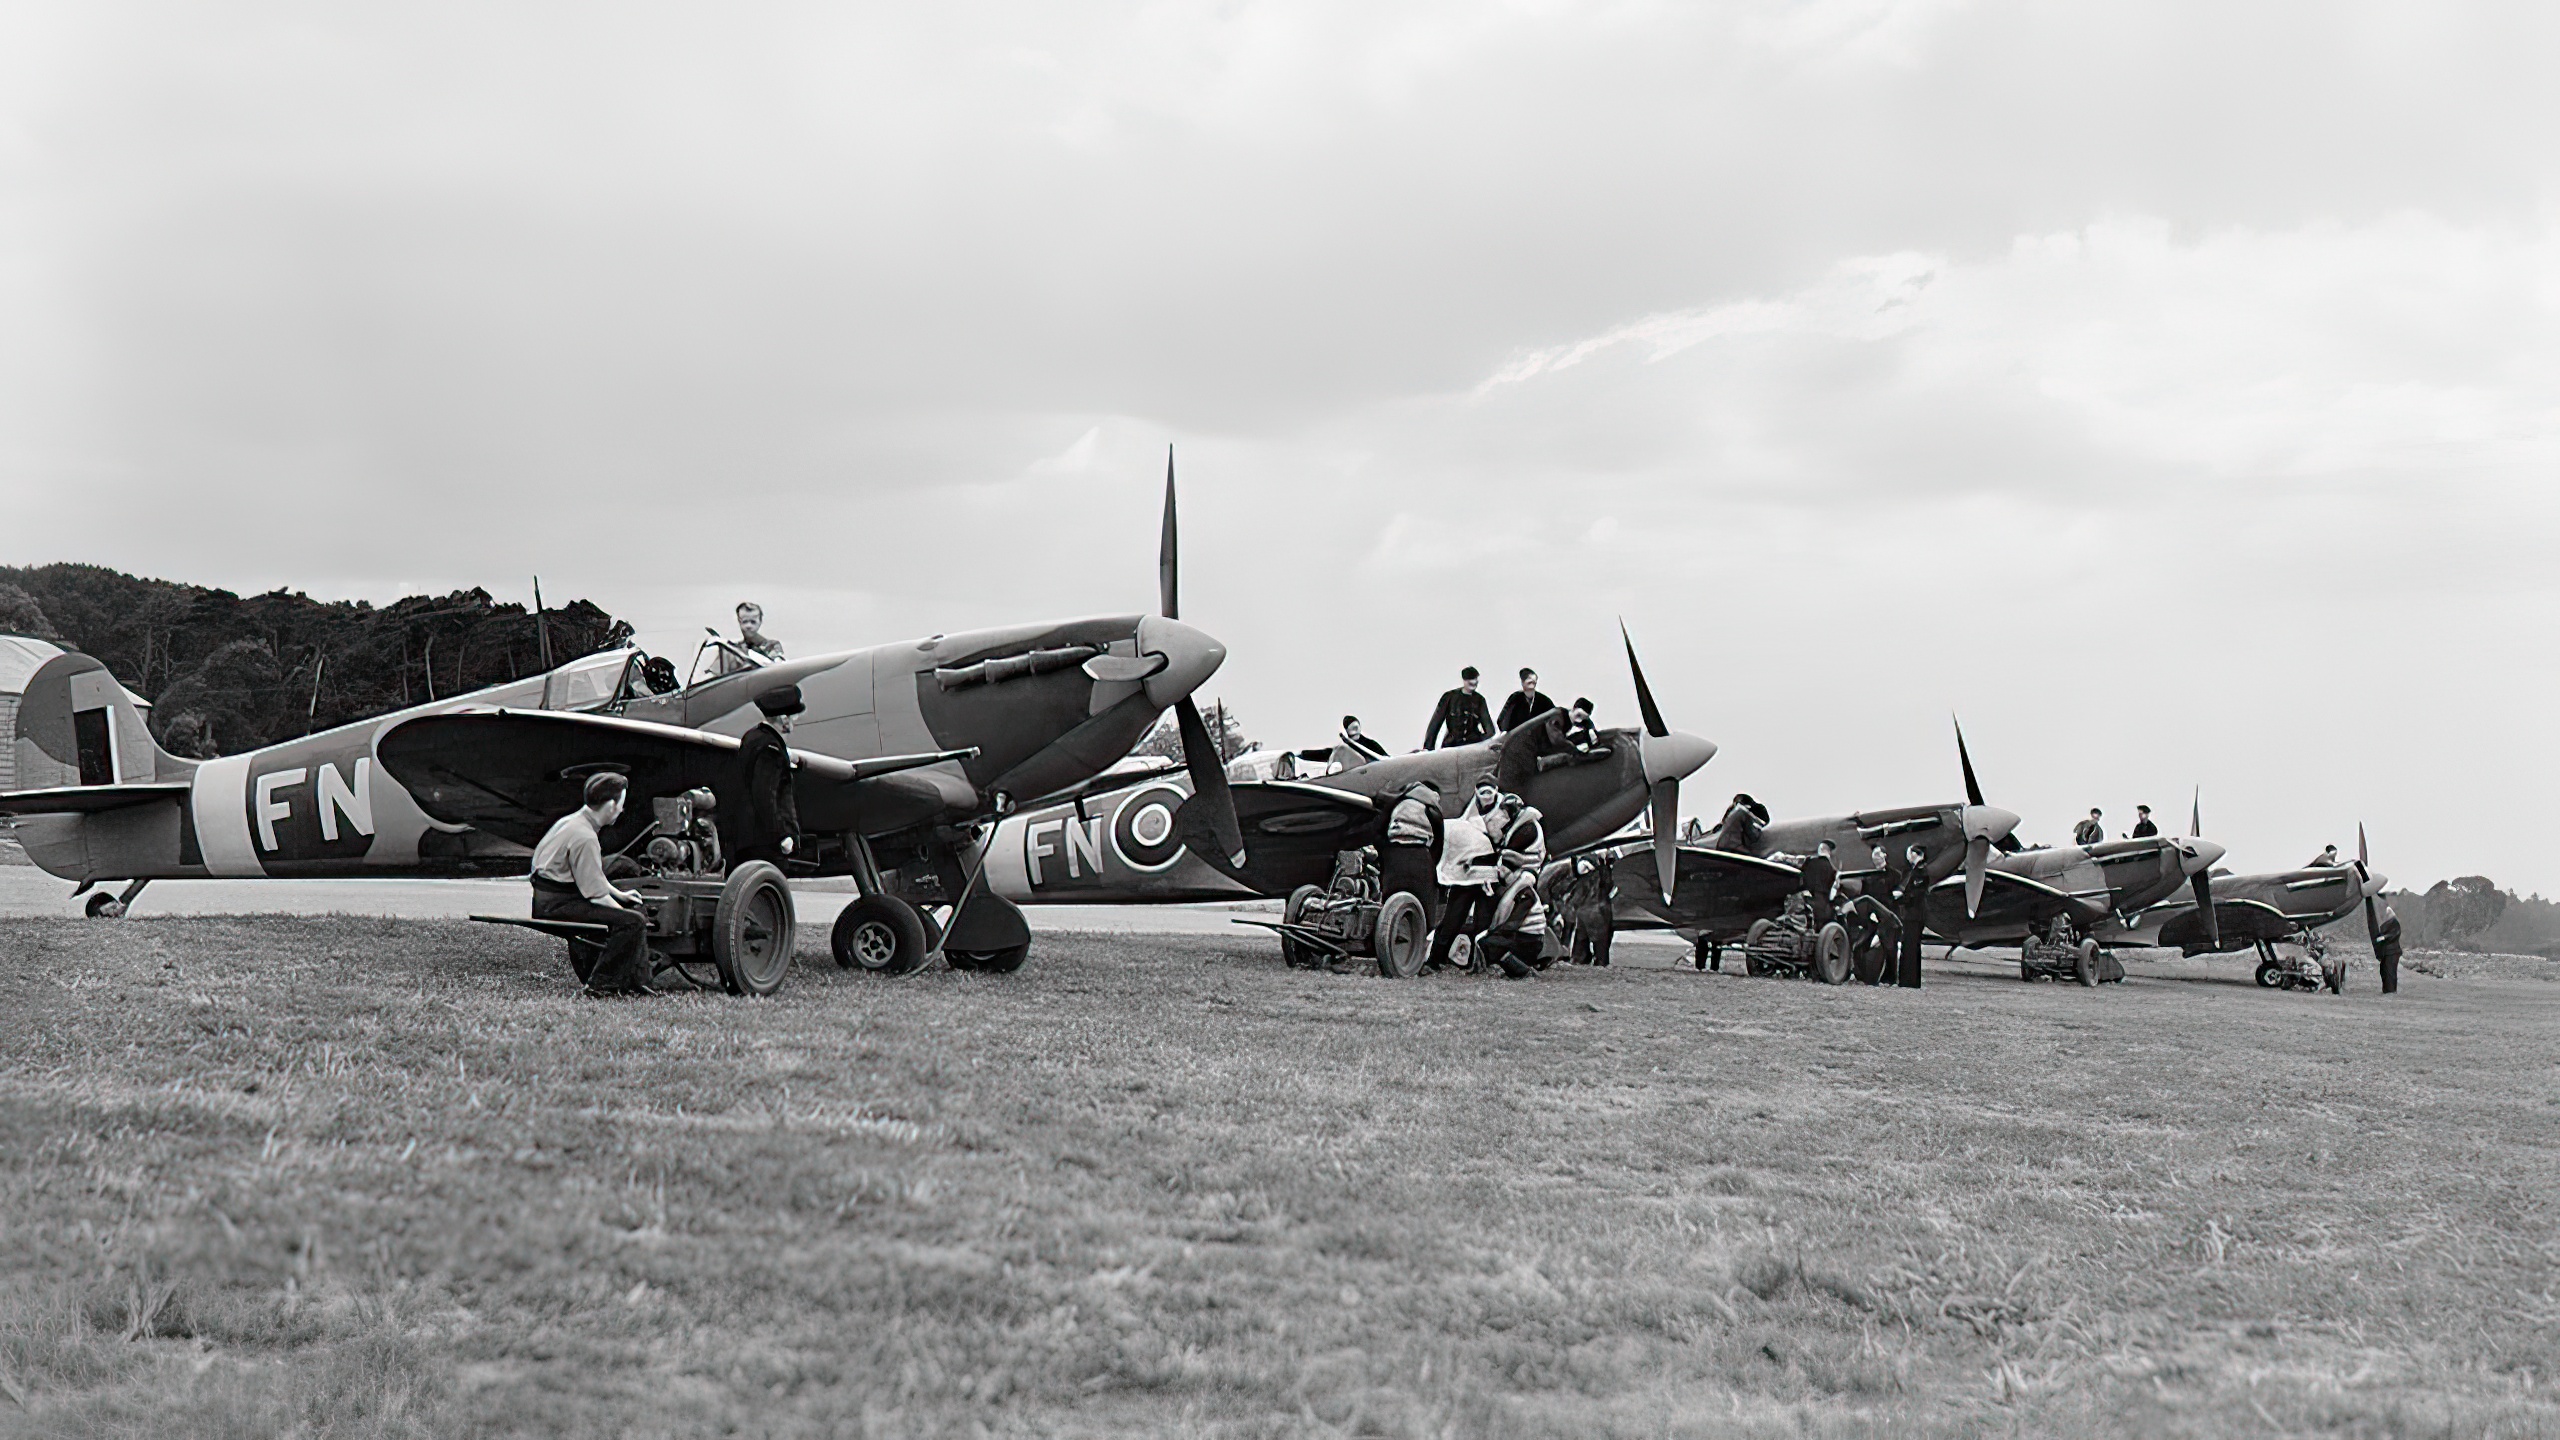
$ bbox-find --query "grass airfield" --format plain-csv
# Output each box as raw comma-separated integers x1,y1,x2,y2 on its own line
0,913,2552,1438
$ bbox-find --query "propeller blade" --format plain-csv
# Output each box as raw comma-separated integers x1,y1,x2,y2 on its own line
1964,834,1990,918
2358,821,2368,869
2192,870,2219,949
1158,446,1179,620
1621,620,1668,738
1174,696,1245,868
2191,785,2201,839
1954,716,2022,853
1649,779,1680,905
2363,895,2381,950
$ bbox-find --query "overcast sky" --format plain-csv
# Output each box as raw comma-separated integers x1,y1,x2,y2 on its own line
5,1,2555,892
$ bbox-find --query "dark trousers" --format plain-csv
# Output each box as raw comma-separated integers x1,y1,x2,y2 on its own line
534,888,649,989
1569,910,1614,966
1379,845,1440,922
1431,885,1495,967
2377,945,2400,994
1896,902,1926,988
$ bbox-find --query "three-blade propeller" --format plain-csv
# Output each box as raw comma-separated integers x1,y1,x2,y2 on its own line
2185,786,2219,949
2353,822,2387,950
1620,621,1716,906
1948,716,2024,917
1159,449,1246,869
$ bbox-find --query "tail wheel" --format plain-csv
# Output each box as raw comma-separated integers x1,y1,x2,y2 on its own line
84,893,125,919
1373,892,1430,978
1281,885,1324,968
1813,922,1851,985
2074,940,2100,988
832,894,930,975
711,861,796,996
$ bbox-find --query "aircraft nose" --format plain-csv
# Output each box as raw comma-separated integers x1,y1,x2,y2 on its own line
1640,729,1716,786
2180,838,2227,875
1962,805,2021,844
1137,615,1226,710
2364,869,2388,897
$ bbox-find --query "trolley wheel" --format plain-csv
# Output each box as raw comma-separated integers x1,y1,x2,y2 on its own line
1374,891,1430,978
832,894,930,975
711,861,796,996
84,893,125,919
951,944,1030,974
2074,940,2100,988
1745,918,1773,950
1813,922,1851,985
1281,885,1324,968
2254,959,2281,989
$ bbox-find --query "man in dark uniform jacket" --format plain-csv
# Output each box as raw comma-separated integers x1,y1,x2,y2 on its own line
1423,667,1495,750
2372,906,2404,994
1800,839,1839,927
733,687,803,868
2130,805,2157,838
1496,668,1556,734
1892,844,1929,988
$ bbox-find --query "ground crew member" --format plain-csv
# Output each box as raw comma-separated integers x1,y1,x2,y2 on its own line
2073,809,2105,846
1474,867,1546,979
1423,667,1494,750
1549,854,1618,967
2373,906,2404,994
733,687,803,868
1892,844,1929,988
1496,668,1556,734
1430,783,1503,969
1338,716,1390,761
1801,839,1839,927
1377,780,1443,924
2130,805,2157,838
531,772,655,997
1714,794,1769,854
2306,844,2342,868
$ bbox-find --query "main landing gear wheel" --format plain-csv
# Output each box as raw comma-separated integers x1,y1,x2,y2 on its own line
2254,960,2282,989
711,861,796,997
950,944,1030,974
2075,940,2100,988
1813,922,1851,985
1281,884,1323,969
833,894,931,975
84,893,125,919
1374,891,1430,978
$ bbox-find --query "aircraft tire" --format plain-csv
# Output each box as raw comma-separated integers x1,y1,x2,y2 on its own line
2254,960,2281,989
1373,892,1430,978
1813,922,1851,985
712,862,796,997
1281,885,1324,968
2074,940,2099,988
834,894,931,975
951,944,1030,974
85,893,124,919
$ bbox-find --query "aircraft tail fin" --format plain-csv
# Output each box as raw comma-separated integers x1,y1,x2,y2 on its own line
9,650,187,794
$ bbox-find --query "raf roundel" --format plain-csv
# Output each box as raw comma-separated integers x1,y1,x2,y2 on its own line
1110,782,1190,873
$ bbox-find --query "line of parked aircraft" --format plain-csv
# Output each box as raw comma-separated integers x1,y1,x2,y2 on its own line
0,453,2385,989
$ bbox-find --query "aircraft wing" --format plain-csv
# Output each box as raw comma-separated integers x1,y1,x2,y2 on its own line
2155,896,2295,952
1173,780,1382,895
1606,843,1805,931
377,709,977,848
1927,867,2109,935
0,782,192,817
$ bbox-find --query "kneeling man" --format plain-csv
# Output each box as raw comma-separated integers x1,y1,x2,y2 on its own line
531,772,656,997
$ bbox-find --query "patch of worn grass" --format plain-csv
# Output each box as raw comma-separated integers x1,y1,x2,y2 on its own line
0,912,2554,1437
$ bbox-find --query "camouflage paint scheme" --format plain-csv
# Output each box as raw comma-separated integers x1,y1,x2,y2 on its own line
0,612,1223,889
980,720,1715,905
2101,861,2380,955
1593,802,2022,944
1922,833,2226,947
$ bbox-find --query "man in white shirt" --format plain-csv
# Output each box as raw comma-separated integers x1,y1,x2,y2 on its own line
531,772,655,996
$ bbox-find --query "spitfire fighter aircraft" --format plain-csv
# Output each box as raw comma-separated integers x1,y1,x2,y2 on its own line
975,629,1717,944
1923,782,2227,985
0,465,1242,983
1586,720,2023,971
2103,823,2387,990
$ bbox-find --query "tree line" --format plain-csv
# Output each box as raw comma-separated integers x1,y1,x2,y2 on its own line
0,565,628,757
